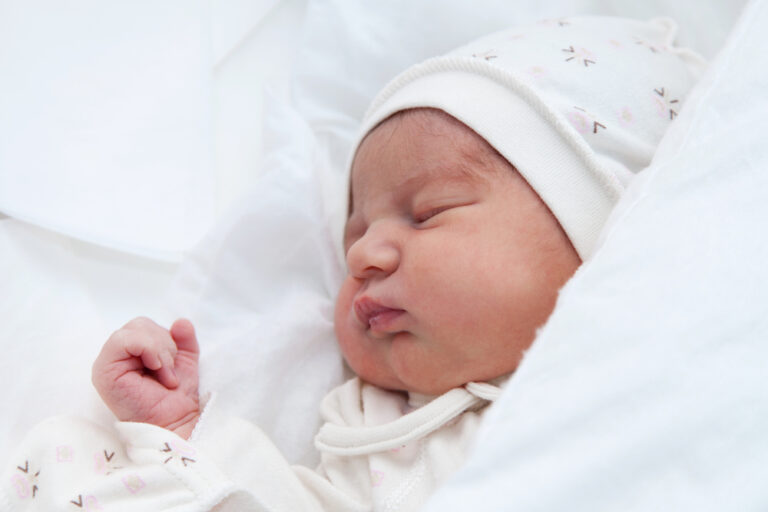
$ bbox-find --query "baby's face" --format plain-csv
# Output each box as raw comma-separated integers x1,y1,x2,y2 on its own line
335,110,580,395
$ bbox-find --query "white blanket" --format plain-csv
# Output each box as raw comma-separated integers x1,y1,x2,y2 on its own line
1,0,765,508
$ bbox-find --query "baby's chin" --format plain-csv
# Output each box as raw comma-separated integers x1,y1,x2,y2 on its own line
409,378,482,397
392,365,516,397
363,371,472,397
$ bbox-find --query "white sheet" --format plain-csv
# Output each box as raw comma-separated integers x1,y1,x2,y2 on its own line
1,0,763,507
0,0,215,260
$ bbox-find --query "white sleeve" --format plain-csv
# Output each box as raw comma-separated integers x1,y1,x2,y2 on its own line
1,413,235,511
1,394,368,512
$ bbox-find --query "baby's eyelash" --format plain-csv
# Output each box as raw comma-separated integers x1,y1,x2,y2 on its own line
414,206,451,224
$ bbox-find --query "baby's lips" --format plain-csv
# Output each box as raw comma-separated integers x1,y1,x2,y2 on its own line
367,309,406,334
353,296,405,330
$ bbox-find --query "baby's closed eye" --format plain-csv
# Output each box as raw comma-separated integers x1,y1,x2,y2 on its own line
414,205,454,224
412,201,476,226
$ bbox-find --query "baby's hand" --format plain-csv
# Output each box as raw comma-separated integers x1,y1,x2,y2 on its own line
92,317,201,439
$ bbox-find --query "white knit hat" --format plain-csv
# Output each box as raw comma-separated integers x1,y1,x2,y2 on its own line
349,16,706,260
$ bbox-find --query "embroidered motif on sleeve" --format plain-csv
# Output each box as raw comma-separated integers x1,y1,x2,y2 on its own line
160,441,196,467
11,460,40,499
370,470,385,487
122,474,147,494
56,445,75,463
94,448,123,475
70,493,103,510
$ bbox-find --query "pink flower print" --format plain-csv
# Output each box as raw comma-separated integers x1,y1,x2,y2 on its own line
653,87,680,120
567,109,590,134
10,474,33,499
618,106,635,127
371,470,385,487
389,443,412,454
562,46,596,67
567,107,606,134
70,494,103,511
11,460,39,499
527,66,548,79
84,495,104,511
168,439,196,457
122,474,146,494
56,445,74,463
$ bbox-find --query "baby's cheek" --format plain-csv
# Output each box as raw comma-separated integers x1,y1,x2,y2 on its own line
333,280,355,342
333,278,374,368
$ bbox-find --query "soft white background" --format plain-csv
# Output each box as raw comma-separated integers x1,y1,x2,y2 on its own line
2,1,764,509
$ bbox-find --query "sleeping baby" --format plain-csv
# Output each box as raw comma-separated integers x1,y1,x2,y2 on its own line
2,16,704,511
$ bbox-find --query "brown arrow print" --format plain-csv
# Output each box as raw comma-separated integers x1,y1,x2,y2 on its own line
15,460,40,498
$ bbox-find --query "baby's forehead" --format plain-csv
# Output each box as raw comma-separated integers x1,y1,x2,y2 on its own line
390,109,498,162
354,109,506,182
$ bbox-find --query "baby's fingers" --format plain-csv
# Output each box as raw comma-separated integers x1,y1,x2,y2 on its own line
154,351,179,389
125,343,179,389
97,317,179,389
124,336,179,391
170,318,199,357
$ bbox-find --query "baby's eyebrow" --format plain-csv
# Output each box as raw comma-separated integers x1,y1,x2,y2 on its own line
400,160,493,190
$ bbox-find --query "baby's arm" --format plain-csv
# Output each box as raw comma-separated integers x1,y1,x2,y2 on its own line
92,317,201,439
5,329,366,511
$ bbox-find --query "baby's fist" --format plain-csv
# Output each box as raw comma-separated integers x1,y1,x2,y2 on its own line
92,317,201,439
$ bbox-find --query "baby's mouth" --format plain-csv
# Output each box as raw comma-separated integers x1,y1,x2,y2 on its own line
354,297,405,333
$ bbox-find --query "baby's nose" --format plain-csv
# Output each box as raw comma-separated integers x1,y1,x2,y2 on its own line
346,223,400,279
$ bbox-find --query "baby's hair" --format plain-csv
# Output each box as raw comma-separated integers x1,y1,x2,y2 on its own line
384,108,513,182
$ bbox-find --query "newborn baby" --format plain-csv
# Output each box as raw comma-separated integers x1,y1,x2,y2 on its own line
2,16,704,512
